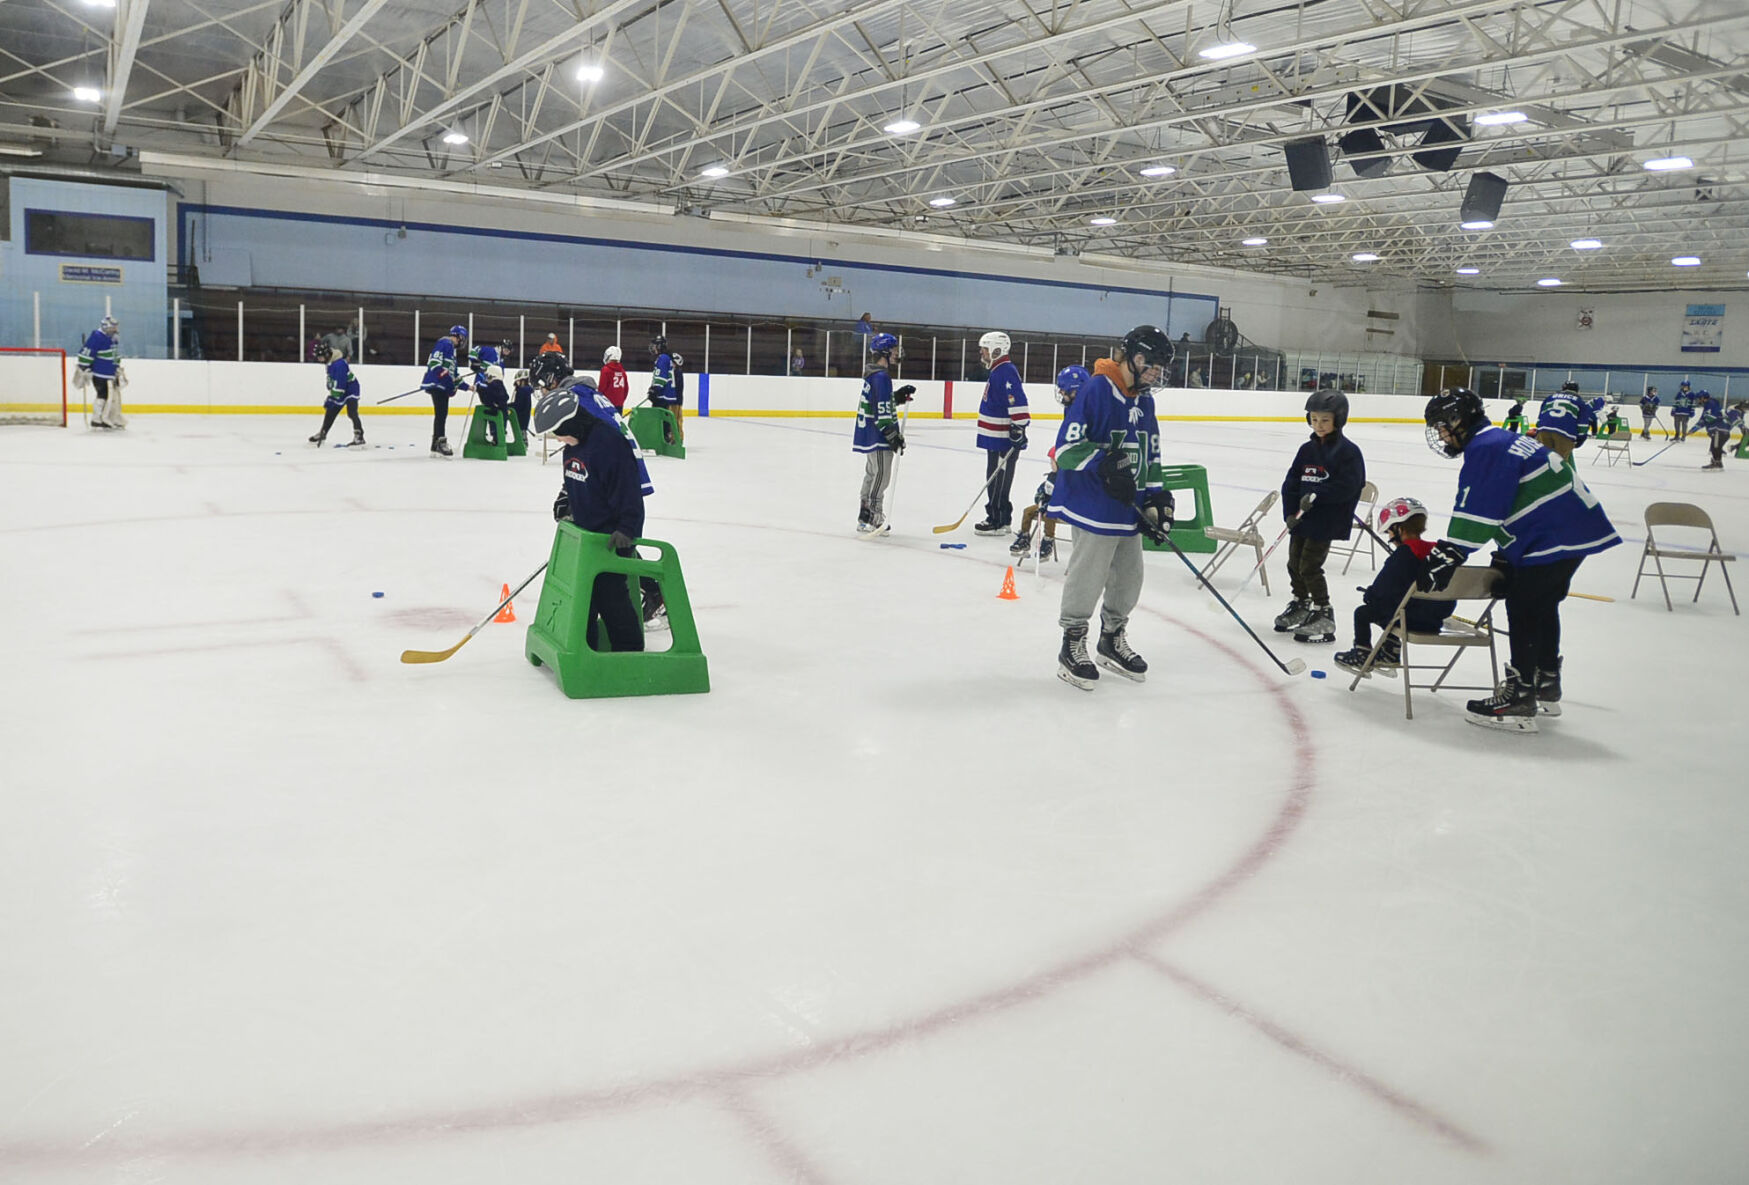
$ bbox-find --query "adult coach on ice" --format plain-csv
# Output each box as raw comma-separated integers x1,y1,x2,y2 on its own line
971,331,1030,536
1419,388,1620,732
1048,325,1176,690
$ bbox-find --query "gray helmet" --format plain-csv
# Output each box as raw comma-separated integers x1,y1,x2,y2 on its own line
532,388,586,437
1305,387,1349,431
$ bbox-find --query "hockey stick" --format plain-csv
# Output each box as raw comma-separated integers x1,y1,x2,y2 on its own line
376,386,432,405
1151,519,1305,677
1232,523,1292,596
861,398,912,539
1568,591,1614,603
401,564,548,664
1631,439,1678,467
932,451,1013,534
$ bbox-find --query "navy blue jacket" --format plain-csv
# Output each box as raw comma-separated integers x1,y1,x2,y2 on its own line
1364,538,1454,633
1282,432,1366,541
559,422,645,539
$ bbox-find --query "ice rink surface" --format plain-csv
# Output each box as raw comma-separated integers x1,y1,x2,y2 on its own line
2,410,1746,1184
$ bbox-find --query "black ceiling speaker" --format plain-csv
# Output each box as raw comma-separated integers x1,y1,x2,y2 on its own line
1338,128,1392,179
1283,137,1333,192
1414,117,1469,172
1461,172,1508,223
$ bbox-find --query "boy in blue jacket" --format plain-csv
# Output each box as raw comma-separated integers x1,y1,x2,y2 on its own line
1333,496,1454,676
1274,389,1367,644
533,386,649,653
308,343,364,446
1639,386,1660,439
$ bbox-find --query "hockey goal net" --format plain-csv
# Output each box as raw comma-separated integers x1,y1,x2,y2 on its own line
0,347,70,426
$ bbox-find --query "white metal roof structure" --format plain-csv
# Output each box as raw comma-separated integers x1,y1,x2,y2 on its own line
3,0,1746,291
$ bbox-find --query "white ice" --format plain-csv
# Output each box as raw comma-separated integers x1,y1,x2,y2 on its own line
1,411,1746,1184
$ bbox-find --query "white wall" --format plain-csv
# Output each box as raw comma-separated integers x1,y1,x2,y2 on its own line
1419,287,1749,367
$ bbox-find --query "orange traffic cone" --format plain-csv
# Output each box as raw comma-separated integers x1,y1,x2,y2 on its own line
494,583,517,623
997,566,1020,600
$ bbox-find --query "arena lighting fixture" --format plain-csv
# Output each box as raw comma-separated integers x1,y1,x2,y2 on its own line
71,86,101,102
575,63,605,83
700,165,730,178
1460,220,1494,230
1672,256,1702,267
441,129,468,145
1456,267,1481,275
83,0,116,7
1198,41,1257,61
1538,277,1564,286
1474,111,1528,126
1643,156,1693,171
928,196,957,208
1352,252,1381,262
1242,236,1268,246
883,118,922,135
1570,238,1603,250
1089,216,1118,226
1139,165,1176,177
1311,192,1346,204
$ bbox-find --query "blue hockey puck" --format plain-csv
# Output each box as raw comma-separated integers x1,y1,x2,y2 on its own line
373,591,385,598
940,543,967,549
1310,669,1326,679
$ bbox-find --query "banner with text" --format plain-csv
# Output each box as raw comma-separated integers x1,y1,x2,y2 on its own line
1681,304,1724,353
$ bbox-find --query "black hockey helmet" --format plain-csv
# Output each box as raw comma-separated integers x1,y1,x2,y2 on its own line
316,342,336,363
1560,380,1580,394
1118,325,1174,385
1424,387,1489,457
1305,387,1349,431
532,388,589,438
530,350,573,389
649,334,667,355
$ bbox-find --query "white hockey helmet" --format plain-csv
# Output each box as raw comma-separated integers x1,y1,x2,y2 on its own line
604,345,622,364
100,315,118,334
978,331,1011,360
485,364,504,383
1377,496,1429,535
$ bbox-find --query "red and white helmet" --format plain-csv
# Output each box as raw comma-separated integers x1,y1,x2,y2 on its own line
1378,496,1429,534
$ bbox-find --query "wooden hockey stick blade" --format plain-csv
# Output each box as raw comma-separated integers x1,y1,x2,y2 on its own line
933,452,1013,533
1568,591,1614,602
399,562,548,665
400,639,471,664
931,514,972,535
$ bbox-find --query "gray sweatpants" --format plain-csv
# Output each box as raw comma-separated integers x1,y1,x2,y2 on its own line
1058,529,1144,634
860,450,895,518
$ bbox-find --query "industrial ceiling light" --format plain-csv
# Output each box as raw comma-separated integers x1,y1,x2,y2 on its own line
1474,111,1527,126
700,165,730,178
1089,216,1118,226
1643,156,1693,171
72,86,101,102
1570,238,1603,250
1352,252,1381,262
1672,256,1702,267
441,129,468,145
928,196,957,208
575,62,605,83
1198,42,1257,61
1139,165,1176,177
1242,236,1268,246
1460,220,1494,230
883,118,922,135
1455,267,1481,275
1537,277,1563,286
1311,193,1346,204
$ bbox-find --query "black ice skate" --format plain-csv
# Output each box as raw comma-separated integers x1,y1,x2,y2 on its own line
1037,536,1056,563
352,427,366,446
1293,604,1336,644
1536,659,1562,717
1057,626,1099,690
1096,629,1148,681
309,430,326,445
1009,529,1033,558
431,434,453,456
1273,599,1311,633
643,603,670,633
1334,635,1399,678
1465,667,1539,733
973,518,1007,536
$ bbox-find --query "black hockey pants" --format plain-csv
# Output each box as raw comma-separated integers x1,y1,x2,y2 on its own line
984,449,1018,527
1504,556,1581,681
587,548,646,654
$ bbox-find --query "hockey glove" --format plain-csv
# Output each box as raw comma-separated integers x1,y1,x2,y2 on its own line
1299,493,1317,514
1143,487,1176,530
1415,541,1469,593
1008,423,1028,448
879,422,906,453
552,491,572,522
892,384,916,404
1033,476,1055,508
609,530,635,551
1098,449,1137,503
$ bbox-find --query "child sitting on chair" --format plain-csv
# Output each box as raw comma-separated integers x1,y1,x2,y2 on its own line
1333,496,1455,677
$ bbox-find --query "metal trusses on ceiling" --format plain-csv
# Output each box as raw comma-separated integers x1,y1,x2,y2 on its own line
1,0,1746,291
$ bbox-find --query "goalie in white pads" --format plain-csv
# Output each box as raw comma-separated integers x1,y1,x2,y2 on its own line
77,316,127,429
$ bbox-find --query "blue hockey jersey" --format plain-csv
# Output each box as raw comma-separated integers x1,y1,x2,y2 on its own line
976,358,1030,451
422,337,460,393
1696,398,1727,432
650,352,681,406
1046,358,1163,537
559,423,645,539
1672,389,1696,416
1640,391,1660,413
77,329,120,380
573,380,654,496
1444,426,1620,566
852,368,898,454
323,357,360,406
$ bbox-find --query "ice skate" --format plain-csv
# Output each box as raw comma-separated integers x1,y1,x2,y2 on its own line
865,512,890,538
309,430,327,445
431,434,453,456
352,426,366,446
1465,667,1539,733
1037,536,1056,562
1273,599,1311,633
973,518,1006,537
1334,636,1398,678
1057,626,1098,690
1096,628,1148,681
643,603,670,633
1536,659,1562,717
856,507,874,535
1009,529,1033,558
1293,604,1336,644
